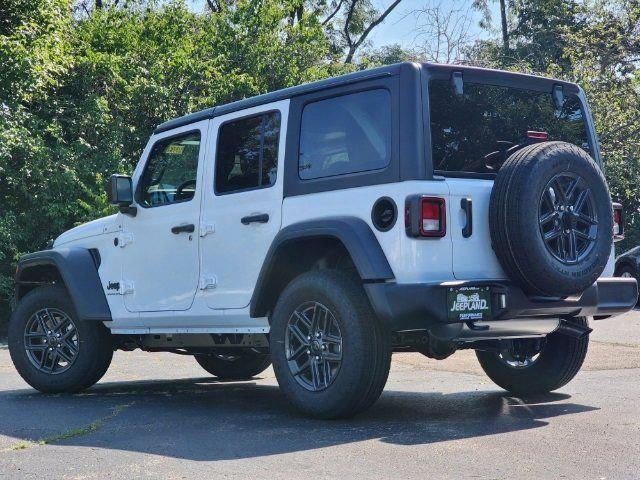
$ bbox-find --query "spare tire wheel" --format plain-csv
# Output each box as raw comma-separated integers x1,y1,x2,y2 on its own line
490,141,612,296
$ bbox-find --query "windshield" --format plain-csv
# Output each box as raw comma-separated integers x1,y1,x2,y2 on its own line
428,80,593,175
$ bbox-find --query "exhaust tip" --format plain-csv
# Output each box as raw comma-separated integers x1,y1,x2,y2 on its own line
556,319,592,339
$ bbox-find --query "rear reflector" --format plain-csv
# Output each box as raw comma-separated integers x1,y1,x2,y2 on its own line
527,130,549,140
613,202,624,241
405,195,446,238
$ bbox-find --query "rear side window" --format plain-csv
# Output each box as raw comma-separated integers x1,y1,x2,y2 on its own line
429,80,592,175
138,132,201,207
215,111,281,194
298,89,391,180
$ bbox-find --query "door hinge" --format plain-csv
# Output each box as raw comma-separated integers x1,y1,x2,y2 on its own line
116,231,134,248
119,280,134,295
199,222,215,237
199,275,217,290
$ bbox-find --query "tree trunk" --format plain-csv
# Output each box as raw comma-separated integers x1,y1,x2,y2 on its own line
499,0,508,52
345,46,357,64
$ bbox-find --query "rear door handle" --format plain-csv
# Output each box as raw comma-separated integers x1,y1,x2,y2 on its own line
461,198,473,238
171,223,195,234
241,213,269,225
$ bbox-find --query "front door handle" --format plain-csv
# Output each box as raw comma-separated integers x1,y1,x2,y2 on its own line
171,223,195,234
461,198,473,238
241,213,269,225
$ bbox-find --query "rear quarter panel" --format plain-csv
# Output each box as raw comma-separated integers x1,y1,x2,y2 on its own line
282,180,454,284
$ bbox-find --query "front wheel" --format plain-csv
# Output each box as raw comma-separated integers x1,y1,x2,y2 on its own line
270,270,391,419
8,285,113,393
476,317,589,395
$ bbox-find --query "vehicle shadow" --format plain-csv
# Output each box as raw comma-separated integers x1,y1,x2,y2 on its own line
0,377,598,461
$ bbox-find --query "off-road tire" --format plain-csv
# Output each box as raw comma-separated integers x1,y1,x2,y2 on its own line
195,353,271,380
615,263,636,279
8,285,113,393
490,141,612,296
476,317,589,395
270,270,391,419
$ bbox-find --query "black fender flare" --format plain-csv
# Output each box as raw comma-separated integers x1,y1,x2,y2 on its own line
15,247,112,322
250,216,394,317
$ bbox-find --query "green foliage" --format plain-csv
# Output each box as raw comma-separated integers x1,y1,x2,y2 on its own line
0,0,338,324
1,0,638,328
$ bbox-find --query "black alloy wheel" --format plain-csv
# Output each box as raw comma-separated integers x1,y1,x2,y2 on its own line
270,270,391,419
24,308,79,374
539,172,598,265
285,301,343,391
9,285,113,393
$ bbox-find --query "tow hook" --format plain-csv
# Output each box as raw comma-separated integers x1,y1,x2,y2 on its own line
556,319,592,339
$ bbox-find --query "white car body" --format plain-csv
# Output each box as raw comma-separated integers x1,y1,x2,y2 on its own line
52,87,617,336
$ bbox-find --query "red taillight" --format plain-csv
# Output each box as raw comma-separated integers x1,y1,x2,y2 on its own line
613,202,624,241
527,130,549,141
420,198,446,236
405,195,446,238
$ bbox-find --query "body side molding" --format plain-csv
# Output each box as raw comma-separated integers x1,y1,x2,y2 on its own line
15,247,112,322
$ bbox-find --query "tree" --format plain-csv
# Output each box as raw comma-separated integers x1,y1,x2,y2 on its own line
341,0,403,63
472,0,510,52
412,0,475,63
0,0,334,325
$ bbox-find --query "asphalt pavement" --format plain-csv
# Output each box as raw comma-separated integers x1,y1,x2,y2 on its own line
1,311,639,479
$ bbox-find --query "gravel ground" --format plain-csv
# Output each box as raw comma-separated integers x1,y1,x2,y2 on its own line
0,311,639,479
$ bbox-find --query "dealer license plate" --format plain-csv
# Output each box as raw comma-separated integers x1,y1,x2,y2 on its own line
447,286,492,322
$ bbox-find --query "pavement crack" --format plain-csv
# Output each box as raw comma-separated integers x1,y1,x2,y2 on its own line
591,340,640,349
6,402,133,451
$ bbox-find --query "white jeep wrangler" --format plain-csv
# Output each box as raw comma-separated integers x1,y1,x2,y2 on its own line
9,63,638,419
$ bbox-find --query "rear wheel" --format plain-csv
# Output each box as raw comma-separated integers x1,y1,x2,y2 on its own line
270,270,391,419
195,353,271,380
615,264,636,279
476,317,589,395
8,285,113,393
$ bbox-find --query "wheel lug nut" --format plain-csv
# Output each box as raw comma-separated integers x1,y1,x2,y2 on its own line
322,345,327,350
306,349,310,354
315,356,320,361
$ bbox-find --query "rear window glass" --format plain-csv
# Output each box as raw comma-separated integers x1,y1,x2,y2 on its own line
429,80,592,175
298,89,391,180
215,111,280,194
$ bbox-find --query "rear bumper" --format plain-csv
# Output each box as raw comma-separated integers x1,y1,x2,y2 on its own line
365,277,638,339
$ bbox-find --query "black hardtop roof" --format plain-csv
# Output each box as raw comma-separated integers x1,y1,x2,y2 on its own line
154,62,579,134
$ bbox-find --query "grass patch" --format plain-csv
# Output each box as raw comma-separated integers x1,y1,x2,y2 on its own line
7,403,131,451
9,442,30,450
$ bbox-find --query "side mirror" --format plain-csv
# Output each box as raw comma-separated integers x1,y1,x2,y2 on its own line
108,174,137,217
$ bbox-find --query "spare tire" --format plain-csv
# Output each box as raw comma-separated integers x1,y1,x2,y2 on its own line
490,141,612,296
